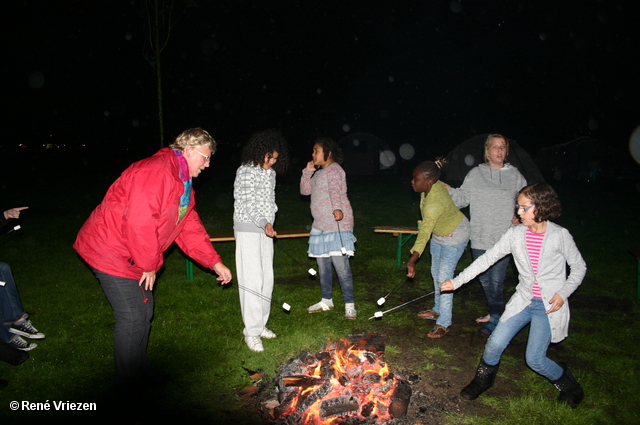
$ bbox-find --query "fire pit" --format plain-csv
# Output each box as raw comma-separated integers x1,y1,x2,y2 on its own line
274,334,411,425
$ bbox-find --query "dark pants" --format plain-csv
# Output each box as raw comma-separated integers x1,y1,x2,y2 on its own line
93,268,154,384
471,249,510,317
0,262,27,343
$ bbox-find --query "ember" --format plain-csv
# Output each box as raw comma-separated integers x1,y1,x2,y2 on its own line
275,334,411,425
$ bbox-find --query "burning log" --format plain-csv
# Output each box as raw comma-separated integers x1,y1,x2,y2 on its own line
274,334,411,425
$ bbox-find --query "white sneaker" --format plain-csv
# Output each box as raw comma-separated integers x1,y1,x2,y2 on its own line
345,303,357,320
245,336,264,352
260,328,277,339
307,299,334,313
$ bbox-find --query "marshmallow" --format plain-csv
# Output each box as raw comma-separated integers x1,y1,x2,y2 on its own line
341,247,347,255
13,225,21,231
0,281,5,287
374,311,383,318
308,268,317,276
377,297,386,306
282,303,291,311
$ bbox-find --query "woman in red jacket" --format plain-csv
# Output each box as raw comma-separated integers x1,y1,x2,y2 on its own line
74,128,232,387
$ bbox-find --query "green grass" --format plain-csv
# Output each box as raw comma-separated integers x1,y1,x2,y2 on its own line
1,170,639,424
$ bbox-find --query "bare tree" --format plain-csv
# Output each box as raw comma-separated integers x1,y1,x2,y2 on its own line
143,0,175,147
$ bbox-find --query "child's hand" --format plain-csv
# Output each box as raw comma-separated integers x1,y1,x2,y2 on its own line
441,280,454,292
546,293,564,314
406,251,420,278
305,161,316,171
406,263,416,278
265,223,277,238
333,209,343,221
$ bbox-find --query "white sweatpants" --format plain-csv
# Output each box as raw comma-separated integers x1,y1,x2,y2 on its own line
235,231,274,337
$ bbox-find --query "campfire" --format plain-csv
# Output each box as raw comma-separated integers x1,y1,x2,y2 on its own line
274,334,411,425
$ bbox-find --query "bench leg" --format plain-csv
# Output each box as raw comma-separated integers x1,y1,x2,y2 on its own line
396,233,416,268
186,258,194,281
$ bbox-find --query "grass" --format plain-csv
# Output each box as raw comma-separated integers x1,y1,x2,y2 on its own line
1,159,639,423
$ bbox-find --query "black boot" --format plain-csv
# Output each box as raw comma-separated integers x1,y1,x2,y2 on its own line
550,363,584,408
460,358,500,400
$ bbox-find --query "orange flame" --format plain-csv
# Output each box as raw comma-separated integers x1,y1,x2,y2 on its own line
279,342,398,424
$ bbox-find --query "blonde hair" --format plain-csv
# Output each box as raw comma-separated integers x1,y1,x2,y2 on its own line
169,128,216,153
484,134,509,164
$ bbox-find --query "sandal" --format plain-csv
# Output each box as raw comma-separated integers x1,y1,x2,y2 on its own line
417,310,439,320
427,325,449,339
475,314,491,323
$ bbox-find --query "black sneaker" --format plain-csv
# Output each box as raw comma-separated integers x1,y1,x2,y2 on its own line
8,336,37,352
9,320,45,339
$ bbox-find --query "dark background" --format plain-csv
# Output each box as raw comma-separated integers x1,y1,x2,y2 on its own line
2,1,639,173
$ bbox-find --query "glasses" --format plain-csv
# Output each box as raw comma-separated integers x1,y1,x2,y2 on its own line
194,149,211,162
515,204,535,212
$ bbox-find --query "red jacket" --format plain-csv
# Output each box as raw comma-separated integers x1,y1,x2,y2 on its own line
73,148,222,280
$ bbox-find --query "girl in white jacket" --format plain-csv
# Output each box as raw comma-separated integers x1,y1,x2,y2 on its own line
441,183,586,407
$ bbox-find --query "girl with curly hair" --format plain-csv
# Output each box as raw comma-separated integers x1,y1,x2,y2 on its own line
233,129,289,352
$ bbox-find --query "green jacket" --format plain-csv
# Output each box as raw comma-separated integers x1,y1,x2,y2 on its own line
410,180,464,256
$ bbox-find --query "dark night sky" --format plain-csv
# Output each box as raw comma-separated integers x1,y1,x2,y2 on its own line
2,1,639,165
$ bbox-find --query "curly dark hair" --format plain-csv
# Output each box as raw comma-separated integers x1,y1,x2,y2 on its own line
241,129,289,174
314,137,344,165
414,157,448,181
519,183,561,222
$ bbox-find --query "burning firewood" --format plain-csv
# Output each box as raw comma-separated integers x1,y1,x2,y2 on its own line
274,334,412,424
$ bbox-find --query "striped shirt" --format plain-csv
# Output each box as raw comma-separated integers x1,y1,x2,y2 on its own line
526,227,545,298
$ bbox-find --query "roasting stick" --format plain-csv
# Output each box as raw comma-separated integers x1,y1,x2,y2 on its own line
376,278,411,306
1,224,21,237
238,284,291,312
369,291,436,320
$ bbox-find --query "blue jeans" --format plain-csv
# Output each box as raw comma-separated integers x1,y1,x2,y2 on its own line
0,262,27,343
430,240,468,328
93,268,154,384
317,255,354,303
471,249,510,317
482,298,563,380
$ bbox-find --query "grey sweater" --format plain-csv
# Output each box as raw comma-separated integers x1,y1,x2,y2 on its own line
233,164,277,233
447,163,526,250
452,222,586,342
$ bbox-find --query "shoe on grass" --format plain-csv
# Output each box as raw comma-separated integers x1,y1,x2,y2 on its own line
417,310,439,320
307,299,334,313
345,303,357,320
245,336,264,352
9,320,45,339
260,328,277,339
0,340,30,365
427,325,449,339
8,335,37,352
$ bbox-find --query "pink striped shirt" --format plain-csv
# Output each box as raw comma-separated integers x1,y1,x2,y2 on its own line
526,227,545,298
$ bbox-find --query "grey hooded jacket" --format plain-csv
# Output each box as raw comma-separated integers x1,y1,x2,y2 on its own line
447,163,526,250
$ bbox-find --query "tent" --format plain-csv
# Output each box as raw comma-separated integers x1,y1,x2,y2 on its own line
535,136,617,182
441,134,545,186
339,132,395,175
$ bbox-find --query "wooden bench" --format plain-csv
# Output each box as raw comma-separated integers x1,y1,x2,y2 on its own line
631,247,640,299
185,228,310,280
374,225,420,269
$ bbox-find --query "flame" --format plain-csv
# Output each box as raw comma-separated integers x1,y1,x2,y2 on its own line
279,341,399,424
